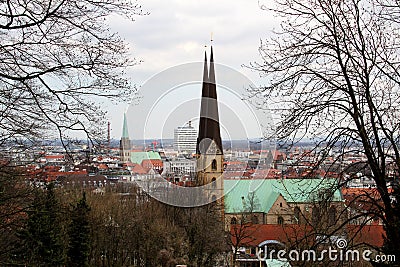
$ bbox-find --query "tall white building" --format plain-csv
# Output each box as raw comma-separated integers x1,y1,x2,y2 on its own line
174,121,197,154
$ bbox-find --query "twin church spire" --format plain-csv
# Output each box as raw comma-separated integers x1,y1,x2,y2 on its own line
196,46,223,156
196,46,224,200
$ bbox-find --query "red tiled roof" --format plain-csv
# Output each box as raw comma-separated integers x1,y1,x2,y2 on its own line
97,164,108,170
231,224,313,247
231,224,385,248
341,187,386,217
347,225,385,247
131,164,147,174
251,169,281,179
141,159,163,166
45,155,64,159
272,150,287,161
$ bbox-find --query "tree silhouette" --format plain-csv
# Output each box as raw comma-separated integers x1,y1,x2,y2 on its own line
251,0,400,262
18,182,64,266
67,192,91,267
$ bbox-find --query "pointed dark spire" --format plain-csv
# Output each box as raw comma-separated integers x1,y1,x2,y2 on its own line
197,50,208,155
209,46,216,87
203,51,209,84
122,113,129,139
196,46,223,155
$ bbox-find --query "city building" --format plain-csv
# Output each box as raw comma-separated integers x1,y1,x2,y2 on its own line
163,157,196,180
173,121,197,154
224,178,344,226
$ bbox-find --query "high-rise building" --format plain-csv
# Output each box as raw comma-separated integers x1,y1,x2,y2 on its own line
119,113,131,163
196,46,224,204
174,121,197,154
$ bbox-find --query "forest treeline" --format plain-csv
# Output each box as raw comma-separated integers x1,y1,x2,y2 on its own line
0,173,227,267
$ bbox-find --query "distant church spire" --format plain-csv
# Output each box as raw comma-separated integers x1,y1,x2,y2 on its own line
120,113,131,163
122,113,129,139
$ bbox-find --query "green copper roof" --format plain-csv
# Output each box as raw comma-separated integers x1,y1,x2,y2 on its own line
122,113,129,139
130,151,161,164
224,179,343,214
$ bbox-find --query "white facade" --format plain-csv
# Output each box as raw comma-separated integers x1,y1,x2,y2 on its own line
173,122,197,154
163,157,196,176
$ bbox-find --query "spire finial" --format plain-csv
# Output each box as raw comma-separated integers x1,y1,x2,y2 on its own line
210,32,214,43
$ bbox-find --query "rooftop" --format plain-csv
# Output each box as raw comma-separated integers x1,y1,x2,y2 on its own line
224,178,343,214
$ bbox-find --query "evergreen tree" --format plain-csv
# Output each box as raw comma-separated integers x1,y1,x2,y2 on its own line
19,182,64,266
67,192,91,267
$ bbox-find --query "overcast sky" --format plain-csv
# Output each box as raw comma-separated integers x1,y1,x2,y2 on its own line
106,0,277,140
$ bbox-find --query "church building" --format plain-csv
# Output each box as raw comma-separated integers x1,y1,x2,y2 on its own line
120,113,131,163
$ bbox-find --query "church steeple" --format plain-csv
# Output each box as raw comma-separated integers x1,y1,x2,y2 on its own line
122,113,129,139
196,46,223,156
120,113,131,163
196,46,224,205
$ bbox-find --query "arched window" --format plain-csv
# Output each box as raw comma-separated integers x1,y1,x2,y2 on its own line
212,159,217,170
294,206,301,224
328,206,337,226
231,217,237,224
277,216,284,225
211,177,216,188
211,195,217,202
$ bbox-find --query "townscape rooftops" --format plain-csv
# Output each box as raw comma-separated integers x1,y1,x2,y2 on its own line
131,163,148,174
224,179,342,214
130,151,161,164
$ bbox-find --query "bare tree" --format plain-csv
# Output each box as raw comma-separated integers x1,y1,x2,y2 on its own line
0,2,144,262
0,0,144,147
0,164,36,264
228,192,260,266
251,0,400,262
